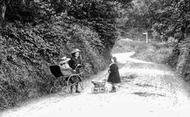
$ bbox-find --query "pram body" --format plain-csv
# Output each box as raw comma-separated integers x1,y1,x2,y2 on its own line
49,65,83,93
91,80,107,93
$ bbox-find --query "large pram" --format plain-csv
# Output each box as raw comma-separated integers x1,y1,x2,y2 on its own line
49,65,83,93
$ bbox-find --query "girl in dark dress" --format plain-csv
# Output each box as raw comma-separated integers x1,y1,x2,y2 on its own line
107,57,121,92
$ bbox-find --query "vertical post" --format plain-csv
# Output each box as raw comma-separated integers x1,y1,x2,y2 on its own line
2,4,6,20
143,32,148,43
0,1,6,27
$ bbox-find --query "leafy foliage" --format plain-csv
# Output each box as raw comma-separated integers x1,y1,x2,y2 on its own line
117,0,155,39
118,0,190,41
146,0,190,80
0,0,132,47
148,0,190,41
0,19,109,110
0,0,133,110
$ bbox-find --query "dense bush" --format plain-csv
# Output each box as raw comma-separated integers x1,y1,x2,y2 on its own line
0,17,110,110
0,0,134,110
149,0,190,81
167,37,190,81
1,0,132,48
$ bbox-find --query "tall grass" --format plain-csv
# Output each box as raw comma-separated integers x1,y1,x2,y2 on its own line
113,39,174,64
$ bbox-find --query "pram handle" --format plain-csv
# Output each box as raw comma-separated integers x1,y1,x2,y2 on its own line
72,64,85,75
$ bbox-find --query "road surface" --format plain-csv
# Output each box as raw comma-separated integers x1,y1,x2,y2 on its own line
1,52,190,117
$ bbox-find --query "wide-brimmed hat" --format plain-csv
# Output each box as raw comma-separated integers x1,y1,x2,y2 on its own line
71,48,81,54
60,56,71,63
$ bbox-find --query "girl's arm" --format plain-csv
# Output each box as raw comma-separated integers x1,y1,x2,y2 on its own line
108,64,112,73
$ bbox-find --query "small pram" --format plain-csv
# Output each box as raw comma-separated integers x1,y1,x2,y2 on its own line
91,79,107,93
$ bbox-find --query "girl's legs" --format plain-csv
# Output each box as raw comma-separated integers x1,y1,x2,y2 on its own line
70,85,73,93
70,83,80,93
110,83,116,92
75,83,80,93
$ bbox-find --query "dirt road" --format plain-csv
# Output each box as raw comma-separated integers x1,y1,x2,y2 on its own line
2,52,190,117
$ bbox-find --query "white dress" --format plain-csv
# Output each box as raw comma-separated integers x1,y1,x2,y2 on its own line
59,62,73,77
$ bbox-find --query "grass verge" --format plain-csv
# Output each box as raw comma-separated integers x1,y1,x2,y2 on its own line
113,39,174,64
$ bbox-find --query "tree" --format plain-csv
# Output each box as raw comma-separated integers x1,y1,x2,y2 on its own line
149,0,190,42
116,0,156,39
49,0,132,47
117,0,190,42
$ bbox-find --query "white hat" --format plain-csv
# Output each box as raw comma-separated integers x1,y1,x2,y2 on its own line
60,56,71,63
71,48,81,54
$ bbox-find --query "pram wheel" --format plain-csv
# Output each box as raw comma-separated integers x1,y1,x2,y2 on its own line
92,87,107,94
67,74,83,91
54,77,66,88
62,86,71,93
91,87,98,94
100,87,105,92
50,86,61,93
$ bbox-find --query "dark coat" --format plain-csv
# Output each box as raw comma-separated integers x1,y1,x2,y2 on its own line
107,63,121,84
68,56,82,72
